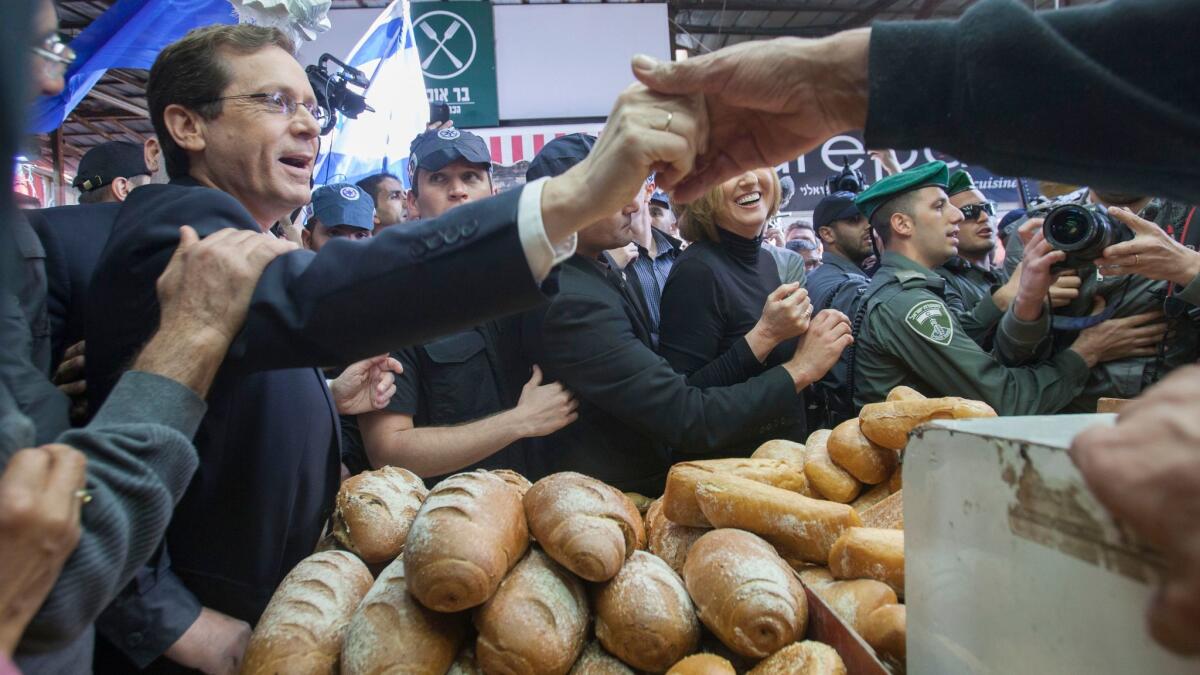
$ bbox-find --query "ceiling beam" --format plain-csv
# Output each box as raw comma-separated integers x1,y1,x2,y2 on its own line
85,88,148,116
108,118,147,142
69,115,118,142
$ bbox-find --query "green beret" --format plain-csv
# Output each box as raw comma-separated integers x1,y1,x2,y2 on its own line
854,160,950,221
946,169,976,196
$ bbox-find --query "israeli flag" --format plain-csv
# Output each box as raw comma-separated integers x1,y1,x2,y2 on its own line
314,0,428,186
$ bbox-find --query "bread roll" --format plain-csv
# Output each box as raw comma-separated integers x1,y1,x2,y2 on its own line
332,466,427,563
751,439,807,465
474,548,589,675
664,459,812,528
665,653,736,675
682,529,807,659
647,499,709,575
341,555,467,675
861,604,906,667
241,551,373,675
747,641,846,675
829,527,905,598
810,578,897,635
827,418,898,485
624,492,655,516
796,565,834,588
569,641,636,675
888,465,902,493
850,482,891,513
594,550,700,672
860,490,903,530
405,470,529,612
693,473,860,564
859,397,997,450
447,644,482,675
492,469,532,498
802,432,861,504
524,472,645,582
885,386,925,402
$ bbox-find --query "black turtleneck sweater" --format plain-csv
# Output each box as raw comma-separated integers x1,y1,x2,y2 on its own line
659,228,805,453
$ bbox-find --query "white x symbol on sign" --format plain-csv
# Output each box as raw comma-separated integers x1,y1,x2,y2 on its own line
420,20,464,70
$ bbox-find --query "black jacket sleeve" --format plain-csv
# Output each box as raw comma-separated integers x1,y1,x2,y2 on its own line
866,0,1200,206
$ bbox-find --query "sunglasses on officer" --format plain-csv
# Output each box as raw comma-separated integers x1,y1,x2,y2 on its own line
960,201,997,221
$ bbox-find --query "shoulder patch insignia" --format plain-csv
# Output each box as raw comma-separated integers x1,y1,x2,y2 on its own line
905,299,954,346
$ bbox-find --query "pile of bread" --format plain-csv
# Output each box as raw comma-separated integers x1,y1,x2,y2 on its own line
240,388,994,675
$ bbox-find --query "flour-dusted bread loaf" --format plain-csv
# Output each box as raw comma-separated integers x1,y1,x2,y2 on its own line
861,603,906,669
405,470,529,612
341,555,467,675
332,466,428,563
524,472,645,582
594,550,700,672
241,551,374,675
829,527,905,598
474,548,590,675
747,641,846,675
860,490,903,530
682,529,808,659
491,469,532,498
803,430,861,504
624,492,655,516
692,473,860,564
808,578,897,635
447,644,483,675
827,418,898,485
646,499,709,576
885,386,925,402
850,481,891,513
859,397,997,450
663,459,813,528
569,640,637,675
751,439,808,465
665,653,737,675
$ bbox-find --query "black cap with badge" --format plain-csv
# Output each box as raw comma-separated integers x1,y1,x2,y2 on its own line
72,141,148,193
813,191,862,230
408,128,492,184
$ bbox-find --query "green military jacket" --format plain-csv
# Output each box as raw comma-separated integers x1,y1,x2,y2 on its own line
852,252,1091,413
936,256,1009,345
1004,198,1200,410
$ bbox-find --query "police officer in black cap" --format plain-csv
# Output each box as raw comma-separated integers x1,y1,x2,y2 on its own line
352,128,579,482
807,191,873,316
301,183,375,252
72,141,152,204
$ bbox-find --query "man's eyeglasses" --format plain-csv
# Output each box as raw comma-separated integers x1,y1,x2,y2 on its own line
201,92,329,127
32,34,76,78
960,201,997,221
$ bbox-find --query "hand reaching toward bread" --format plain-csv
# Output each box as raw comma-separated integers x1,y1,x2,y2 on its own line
332,354,404,415
165,606,252,675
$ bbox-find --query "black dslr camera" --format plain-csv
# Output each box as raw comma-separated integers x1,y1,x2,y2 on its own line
824,158,867,194
1041,203,1134,268
306,53,374,135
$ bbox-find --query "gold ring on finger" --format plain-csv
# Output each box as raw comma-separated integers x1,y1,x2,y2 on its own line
1134,254,1139,266
74,488,93,504
663,111,674,132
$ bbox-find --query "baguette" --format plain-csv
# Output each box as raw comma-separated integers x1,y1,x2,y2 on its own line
492,469,532,498
241,551,373,675
747,641,846,675
405,470,529,612
802,431,861,503
663,459,812,528
859,397,997,450
474,548,589,675
341,555,467,675
829,527,905,598
569,641,636,675
594,550,700,672
751,439,807,465
665,654,737,675
525,472,645,582
646,499,709,576
850,482,891,514
682,529,807,659
827,418,898,485
860,490,903,530
693,473,861,564
888,466,902,493
809,578,897,635
795,566,834,588
885,386,925,402
861,604,906,668
332,466,427,563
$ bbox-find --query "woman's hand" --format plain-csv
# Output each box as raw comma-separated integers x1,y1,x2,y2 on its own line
746,282,813,361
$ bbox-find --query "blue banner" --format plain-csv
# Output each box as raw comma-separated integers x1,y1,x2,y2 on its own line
31,0,235,133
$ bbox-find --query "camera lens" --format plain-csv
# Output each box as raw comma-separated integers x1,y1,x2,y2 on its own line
1049,210,1090,245
1042,203,1118,264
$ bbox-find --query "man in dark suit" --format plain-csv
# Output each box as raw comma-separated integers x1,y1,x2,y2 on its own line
85,23,705,673
519,135,852,495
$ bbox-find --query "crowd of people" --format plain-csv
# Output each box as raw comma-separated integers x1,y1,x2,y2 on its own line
1,0,1199,671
